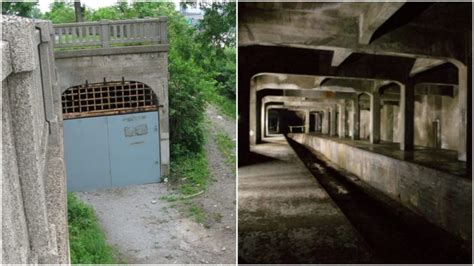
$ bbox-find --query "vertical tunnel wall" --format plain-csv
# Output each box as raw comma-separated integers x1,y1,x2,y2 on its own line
2,16,69,263
379,95,459,150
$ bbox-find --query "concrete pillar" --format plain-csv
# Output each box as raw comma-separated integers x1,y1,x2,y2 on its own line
400,82,415,151
314,113,319,132
456,63,467,161
250,82,256,145
370,90,381,143
352,97,360,140
383,104,394,142
330,106,337,136
339,102,346,138
261,103,266,139
304,110,310,133
322,110,329,134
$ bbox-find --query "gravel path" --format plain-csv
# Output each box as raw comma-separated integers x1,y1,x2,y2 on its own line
76,104,236,264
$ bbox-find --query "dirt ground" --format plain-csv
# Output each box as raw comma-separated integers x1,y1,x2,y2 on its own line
77,104,236,264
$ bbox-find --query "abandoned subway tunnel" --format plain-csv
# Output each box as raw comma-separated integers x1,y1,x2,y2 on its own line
238,2,472,264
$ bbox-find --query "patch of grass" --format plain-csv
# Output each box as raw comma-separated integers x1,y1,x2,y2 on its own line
67,193,121,264
208,95,236,119
159,194,180,202
188,203,206,225
170,151,210,196
216,132,236,169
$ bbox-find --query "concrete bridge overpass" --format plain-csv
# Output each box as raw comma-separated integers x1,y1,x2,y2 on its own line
238,2,471,263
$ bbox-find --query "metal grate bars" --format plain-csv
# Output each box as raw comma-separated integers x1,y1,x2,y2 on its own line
62,81,157,119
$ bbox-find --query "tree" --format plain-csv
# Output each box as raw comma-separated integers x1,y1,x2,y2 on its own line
2,1,40,17
197,2,236,49
43,2,76,23
74,1,83,22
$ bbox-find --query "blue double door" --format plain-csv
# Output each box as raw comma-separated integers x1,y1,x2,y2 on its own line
64,112,161,191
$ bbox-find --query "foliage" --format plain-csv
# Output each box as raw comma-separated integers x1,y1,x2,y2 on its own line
2,1,41,18
170,151,210,195
188,203,206,225
67,193,120,264
216,132,236,168
194,3,236,107
196,2,236,49
43,2,76,23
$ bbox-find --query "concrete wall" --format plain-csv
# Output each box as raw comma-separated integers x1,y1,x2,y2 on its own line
2,16,69,263
54,47,170,176
380,95,458,150
289,133,471,242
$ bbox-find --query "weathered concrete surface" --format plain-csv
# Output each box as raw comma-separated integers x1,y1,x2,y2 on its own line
239,141,376,263
55,48,170,176
379,94,459,150
289,133,471,242
2,16,68,264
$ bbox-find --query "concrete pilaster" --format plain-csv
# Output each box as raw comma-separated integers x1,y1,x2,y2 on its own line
322,110,329,134
339,102,346,138
314,113,319,132
249,81,257,145
330,106,337,136
400,82,415,151
370,90,381,144
352,97,360,140
456,63,467,161
304,110,310,133
260,103,266,139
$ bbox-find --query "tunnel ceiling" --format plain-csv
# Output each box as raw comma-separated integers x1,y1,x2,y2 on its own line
239,2,471,62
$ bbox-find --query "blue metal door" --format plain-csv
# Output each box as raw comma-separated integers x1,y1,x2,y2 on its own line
64,116,111,191
108,112,160,187
64,111,160,191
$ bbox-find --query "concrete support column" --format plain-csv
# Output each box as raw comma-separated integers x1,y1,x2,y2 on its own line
339,102,346,138
383,104,394,142
352,97,360,140
456,63,468,161
304,110,310,133
370,90,381,143
249,83,256,145
322,110,329,134
330,106,337,136
314,113,319,132
400,82,415,151
261,103,266,139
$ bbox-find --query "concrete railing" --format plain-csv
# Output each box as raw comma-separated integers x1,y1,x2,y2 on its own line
52,18,167,49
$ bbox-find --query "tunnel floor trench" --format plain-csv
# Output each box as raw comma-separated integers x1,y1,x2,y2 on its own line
286,137,471,263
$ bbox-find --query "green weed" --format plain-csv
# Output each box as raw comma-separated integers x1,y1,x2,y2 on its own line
67,193,121,264
216,132,236,169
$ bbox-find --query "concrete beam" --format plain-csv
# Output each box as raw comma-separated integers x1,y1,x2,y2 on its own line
410,58,446,77
54,44,169,59
331,48,352,67
358,3,405,44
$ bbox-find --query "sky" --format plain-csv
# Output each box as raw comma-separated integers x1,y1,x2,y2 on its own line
38,0,185,13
